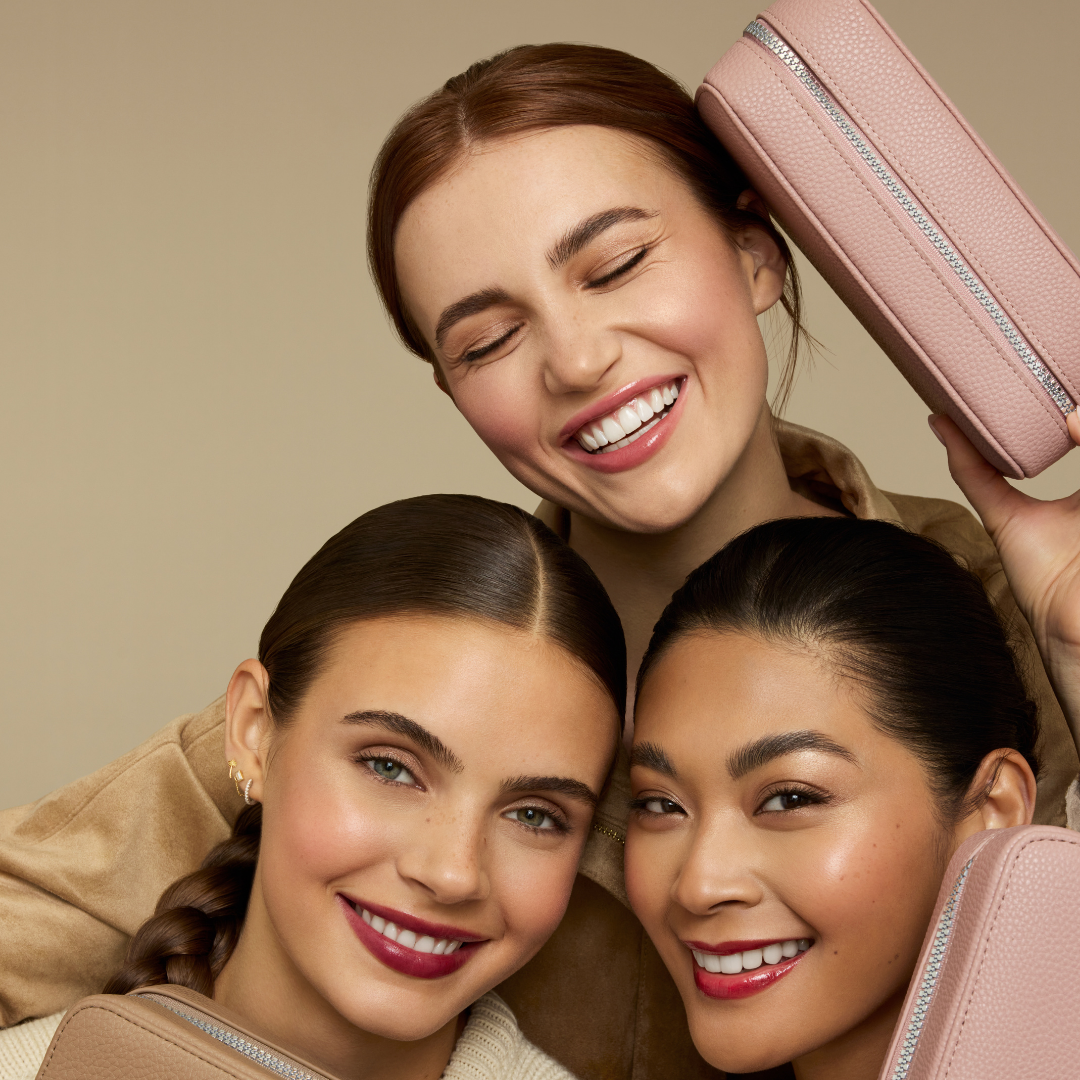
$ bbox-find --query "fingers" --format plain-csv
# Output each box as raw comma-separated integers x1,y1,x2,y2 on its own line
927,415,1029,535
1068,409,1080,448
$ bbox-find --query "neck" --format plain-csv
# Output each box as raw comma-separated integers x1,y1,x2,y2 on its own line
792,987,906,1080
214,879,460,1080
568,409,836,727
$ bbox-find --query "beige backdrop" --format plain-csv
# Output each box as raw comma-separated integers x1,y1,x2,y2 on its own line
2,0,1077,807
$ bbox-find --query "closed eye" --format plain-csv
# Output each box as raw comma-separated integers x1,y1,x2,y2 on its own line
586,246,650,289
461,323,523,363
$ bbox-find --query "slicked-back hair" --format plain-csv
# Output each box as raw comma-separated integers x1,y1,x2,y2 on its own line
106,494,625,997
638,517,1040,823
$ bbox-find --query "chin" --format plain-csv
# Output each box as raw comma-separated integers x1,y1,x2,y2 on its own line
687,1019,795,1076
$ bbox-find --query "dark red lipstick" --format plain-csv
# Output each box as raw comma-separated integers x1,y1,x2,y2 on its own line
338,895,487,980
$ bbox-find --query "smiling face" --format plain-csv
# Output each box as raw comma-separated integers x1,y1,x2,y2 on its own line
221,615,616,1066
394,126,786,533
625,632,956,1075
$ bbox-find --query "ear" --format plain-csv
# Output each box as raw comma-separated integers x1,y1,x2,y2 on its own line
432,362,453,399
953,748,1037,843
224,658,274,805
732,189,787,316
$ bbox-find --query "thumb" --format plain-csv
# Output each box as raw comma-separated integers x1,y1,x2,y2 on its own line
928,415,1029,537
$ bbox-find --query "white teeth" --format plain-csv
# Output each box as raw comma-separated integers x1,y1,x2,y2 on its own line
693,939,810,975
763,943,784,965
719,953,742,975
573,380,680,454
600,416,626,443
359,909,464,957
616,405,643,434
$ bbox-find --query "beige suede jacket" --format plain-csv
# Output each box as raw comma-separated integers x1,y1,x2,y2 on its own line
1,422,1076,1080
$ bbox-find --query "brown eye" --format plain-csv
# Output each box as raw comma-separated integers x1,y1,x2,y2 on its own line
760,790,818,813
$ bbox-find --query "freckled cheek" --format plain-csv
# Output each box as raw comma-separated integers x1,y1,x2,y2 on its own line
492,844,582,954
452,369,544,465
258,768,405,902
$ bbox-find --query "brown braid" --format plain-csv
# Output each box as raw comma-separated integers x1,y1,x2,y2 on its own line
104,804,262,995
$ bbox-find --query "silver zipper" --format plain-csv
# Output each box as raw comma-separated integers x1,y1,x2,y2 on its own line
135,993,327,1080
886,857,973,1079
744,19,1075,417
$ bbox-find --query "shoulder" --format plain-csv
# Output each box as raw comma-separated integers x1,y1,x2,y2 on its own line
446,993,579,1080
0,1012,63,1080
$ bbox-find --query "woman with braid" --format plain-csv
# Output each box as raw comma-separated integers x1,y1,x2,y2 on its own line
2,494,625,1080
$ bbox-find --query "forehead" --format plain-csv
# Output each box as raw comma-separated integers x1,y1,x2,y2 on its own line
394,126,695,301
309,615,615,749
635,632,871,755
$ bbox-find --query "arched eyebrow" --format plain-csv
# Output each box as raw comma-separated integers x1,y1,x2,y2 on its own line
342,709,464,774
547,206,658,270
501,775,599,808
630,741,676,778
434,287,511,349
726,730,857,780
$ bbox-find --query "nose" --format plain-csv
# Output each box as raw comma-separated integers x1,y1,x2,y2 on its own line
541,309,622,396
672,817,765,916
395,806,491,906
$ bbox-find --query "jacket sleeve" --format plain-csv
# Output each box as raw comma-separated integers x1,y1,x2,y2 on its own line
0,699,233,1027
888,491,1080,827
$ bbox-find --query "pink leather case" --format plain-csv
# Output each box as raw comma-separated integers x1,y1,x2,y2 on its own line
878,825,1080,1079
697,0,1079,478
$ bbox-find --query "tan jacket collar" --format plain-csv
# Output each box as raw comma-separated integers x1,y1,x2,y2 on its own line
534,420,902,536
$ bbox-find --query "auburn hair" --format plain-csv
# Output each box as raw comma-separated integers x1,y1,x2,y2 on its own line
368,43,812,409
106,494,625,995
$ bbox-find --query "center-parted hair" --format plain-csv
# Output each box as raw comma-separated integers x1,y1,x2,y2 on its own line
637,517,1040,822
106,494,625,996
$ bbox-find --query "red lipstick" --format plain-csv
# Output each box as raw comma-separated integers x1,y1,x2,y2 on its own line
685,938,812,1001
338,895,487,980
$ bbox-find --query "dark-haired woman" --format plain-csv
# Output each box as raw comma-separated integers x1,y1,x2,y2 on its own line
626,513,1074,1079
1,494,625,1079
2,41,1078,1080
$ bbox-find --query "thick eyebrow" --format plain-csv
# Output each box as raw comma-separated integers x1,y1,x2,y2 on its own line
434,287,511,350
726,730,857,781
630,741,677,778
342,710,464,774
501,775,599,808
546,206,658,270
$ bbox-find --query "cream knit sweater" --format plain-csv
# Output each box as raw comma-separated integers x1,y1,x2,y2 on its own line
0,992,574,1080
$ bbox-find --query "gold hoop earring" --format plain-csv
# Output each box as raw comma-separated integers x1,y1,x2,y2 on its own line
228,760,246,799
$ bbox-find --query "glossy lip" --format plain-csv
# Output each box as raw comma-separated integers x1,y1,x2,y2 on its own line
684,938,812,1001
561,377,687,474
337,895,488,980
558,375,685,443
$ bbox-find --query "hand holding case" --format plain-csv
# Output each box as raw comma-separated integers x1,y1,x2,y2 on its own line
879,825,1080,1079
35,983,339,1080
697,0,1079,478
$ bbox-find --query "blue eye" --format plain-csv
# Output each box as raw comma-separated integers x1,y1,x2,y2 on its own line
365,757,415,786
506,806,559,830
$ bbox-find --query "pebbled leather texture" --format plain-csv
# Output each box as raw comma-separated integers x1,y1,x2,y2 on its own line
698,0,1079,478
36,984,339,1079
879,826,1080,1079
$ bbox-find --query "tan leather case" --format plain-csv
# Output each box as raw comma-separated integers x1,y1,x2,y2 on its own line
880,825,1080,1079
36,984,338,1080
